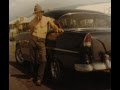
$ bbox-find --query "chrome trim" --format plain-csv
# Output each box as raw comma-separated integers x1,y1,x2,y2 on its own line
74,62,111,72
104,54,111,69
59,28,111,32
92,62,107,70
75,64,93,72
46,47,79,54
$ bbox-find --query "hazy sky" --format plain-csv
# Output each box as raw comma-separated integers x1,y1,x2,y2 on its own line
9,0,111,21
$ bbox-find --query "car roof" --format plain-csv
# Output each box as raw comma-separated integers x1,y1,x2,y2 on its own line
44,9,108,20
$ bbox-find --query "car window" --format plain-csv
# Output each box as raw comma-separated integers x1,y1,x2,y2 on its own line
58,13,111,29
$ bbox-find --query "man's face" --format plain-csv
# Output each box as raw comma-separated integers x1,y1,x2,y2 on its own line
34,11,42,20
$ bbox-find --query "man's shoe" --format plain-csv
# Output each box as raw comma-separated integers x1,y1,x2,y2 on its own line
36,80,42,86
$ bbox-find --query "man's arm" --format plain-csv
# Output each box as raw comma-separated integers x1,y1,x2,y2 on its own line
48,18,64,33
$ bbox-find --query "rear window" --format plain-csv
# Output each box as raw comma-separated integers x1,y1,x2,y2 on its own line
58,13,111,29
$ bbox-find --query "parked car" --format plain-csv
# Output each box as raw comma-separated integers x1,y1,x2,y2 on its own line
15,9,111,82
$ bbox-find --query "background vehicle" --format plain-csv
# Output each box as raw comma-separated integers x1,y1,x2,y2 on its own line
15,9,111,82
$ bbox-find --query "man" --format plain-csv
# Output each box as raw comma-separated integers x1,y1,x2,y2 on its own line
28,4,64,86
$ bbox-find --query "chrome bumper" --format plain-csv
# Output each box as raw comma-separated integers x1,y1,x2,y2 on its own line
74,60,111,72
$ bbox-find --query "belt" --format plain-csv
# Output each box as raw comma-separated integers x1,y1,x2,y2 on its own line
32,35,45,41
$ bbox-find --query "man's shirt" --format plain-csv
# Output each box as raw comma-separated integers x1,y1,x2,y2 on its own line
29,15,60,39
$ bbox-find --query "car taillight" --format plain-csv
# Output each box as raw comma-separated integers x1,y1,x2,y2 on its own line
83,33,92,47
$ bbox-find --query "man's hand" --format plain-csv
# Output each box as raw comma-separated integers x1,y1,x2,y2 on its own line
48,19,64,33
58,28,64,33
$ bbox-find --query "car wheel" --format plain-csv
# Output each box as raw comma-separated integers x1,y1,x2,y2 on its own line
15,46,24,64
49,57,63,82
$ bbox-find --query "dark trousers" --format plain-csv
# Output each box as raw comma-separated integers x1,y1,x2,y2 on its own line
30,36,47,81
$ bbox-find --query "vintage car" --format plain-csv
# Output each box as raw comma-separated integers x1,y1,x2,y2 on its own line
15,9,111,81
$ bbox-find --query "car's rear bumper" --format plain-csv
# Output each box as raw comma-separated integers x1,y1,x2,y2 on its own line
74,60,111,72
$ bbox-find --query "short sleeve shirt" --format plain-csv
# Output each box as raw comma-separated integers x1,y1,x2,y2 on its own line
31,16,54,38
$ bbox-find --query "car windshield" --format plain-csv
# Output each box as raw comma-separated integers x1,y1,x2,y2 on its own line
58,13,111,29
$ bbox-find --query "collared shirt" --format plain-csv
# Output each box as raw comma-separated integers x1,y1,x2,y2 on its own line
29,15,60,39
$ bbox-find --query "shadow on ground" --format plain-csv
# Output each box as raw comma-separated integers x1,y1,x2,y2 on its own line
9,61,111,90
44,71,111,90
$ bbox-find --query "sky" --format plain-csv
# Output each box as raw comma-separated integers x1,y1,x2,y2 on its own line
76,3,111,14
9,0,111,21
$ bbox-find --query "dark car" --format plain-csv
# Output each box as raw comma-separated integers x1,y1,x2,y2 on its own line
15,9,111,81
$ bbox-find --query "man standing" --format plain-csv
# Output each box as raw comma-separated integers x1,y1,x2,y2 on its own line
29,4,64,86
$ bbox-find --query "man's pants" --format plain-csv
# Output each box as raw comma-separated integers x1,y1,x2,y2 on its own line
30,36,47,81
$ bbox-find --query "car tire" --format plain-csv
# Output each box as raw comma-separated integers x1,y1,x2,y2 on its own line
15,45,24,64
46,56,64,83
